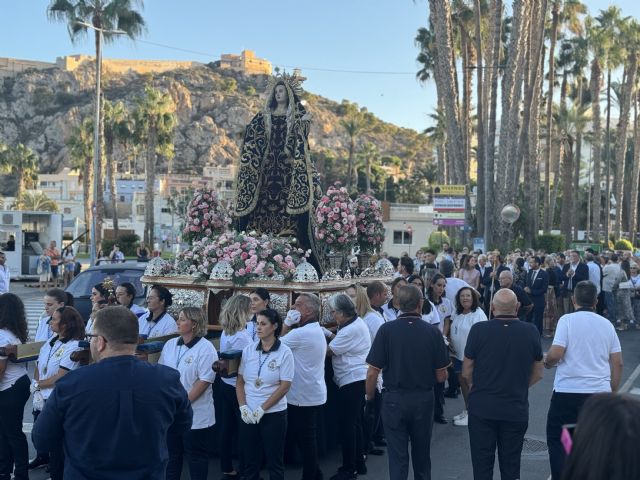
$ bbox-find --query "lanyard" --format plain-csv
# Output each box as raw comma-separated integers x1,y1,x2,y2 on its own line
44,340,64,375
147,311,166,336
257,350,271,379
175,344,188,369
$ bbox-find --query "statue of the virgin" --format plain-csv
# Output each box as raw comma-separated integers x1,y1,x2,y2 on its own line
233,74,322,269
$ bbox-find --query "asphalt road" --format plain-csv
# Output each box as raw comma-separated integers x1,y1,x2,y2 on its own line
13,281,640,480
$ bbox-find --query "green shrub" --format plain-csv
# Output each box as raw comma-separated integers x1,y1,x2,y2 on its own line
614,239,634,251
428,231,450,251
102,233,140,257
534,233,566,253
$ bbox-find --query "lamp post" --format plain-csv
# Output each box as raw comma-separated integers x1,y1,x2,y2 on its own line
75,21,125,265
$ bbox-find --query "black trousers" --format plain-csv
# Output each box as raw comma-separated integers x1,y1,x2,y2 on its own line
363,390,383,451
219,381,243,474
32,401,64,480
240,410,287,480
336,380,365,473
468,413,528,480
381,389,434,480
0,375,30,480
166,425,214,480
433,382,445,418
288,404,323,480
546,391,592,480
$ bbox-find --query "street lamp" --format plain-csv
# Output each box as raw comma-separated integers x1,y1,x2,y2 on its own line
75,21,125,265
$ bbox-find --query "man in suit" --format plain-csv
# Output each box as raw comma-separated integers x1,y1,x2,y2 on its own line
524,255,549,335
561,251,589,314
482,254,509,313
476,254,489,302
32,306,193,480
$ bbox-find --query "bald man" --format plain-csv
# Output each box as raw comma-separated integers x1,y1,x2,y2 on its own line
462,289,544,480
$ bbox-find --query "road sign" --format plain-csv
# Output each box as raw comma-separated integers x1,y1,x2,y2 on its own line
433,218,465,226
473,237,485,252
434,197,466,209
433,185,466,196
434,212,465,219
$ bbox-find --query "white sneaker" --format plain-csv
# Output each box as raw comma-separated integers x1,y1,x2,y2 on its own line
453,411,468,426
453,410,467,421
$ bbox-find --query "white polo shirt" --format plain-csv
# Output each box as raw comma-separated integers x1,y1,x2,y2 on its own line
35,313,54,342
329,317,371,388
450,309,488,361
0,329,28,391
245,316,258,342
422,301,440,326
362,311,384,343
432,298,454,333
129,303,148,318
381,301,400,322
159,336,218,429
138,311,177,338
0,264,10,293
220,329,252,387
36,336,82,399
239,339,294,413
280,322,327,407
552,310,622,393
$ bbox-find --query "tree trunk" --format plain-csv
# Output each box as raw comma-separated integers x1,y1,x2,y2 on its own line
550,139,563,228
106,135,119,236
83,154,93,249
573,76,583,240
94,33,104,254
590,58,603,241
145,125,157,247
629,92,640,245
366,152,372,194
543,0,561,233
604,69,613,243
560,135,574,244
613,53,638,238
346,136,355,191
528,43,546,245
474,0,485,237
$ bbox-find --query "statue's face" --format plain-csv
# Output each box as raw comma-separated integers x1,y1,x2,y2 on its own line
274,84,287,104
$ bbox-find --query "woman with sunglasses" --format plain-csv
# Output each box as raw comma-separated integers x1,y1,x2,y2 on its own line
32,306,85,480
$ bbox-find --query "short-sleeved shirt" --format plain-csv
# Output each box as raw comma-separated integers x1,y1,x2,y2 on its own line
367,312,450,392
246,316,258,342
220,329,252,387
46,248,60,266
362,311,384,343
159,336,218,429
37,336,82,399
280,322,327,406
329,317,371,388
432,297,454,333
552,309,622,393
35,313,55,342
381,301,400,322
239,339,294,413
138,311,177,338
0,329,28,391
450,309,488,360
464,317,543,422
129,303,148,319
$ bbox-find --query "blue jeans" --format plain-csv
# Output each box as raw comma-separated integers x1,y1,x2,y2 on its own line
604,291,617,323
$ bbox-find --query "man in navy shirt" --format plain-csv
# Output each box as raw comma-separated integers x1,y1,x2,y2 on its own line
32,306,192,480
463,289,544,480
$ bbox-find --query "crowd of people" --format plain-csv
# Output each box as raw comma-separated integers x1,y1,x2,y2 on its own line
0,242,639,480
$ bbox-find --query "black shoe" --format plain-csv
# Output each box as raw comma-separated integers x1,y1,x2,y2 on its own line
434,415,448,424
28,455,49,470
368,447,384,456
444,390,459,399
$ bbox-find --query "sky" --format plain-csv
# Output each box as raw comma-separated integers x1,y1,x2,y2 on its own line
2,1,640,133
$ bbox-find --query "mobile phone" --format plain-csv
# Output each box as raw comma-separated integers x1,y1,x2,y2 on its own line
561,424,576,455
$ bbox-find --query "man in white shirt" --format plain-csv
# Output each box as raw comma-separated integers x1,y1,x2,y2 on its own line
602,254,621,324
0,252,9,293
281,293,327,480
439,259,470,301
543,280,623,480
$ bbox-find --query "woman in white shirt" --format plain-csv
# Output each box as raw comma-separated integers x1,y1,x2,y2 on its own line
0,294,30,480
345,284,384,343
159,307,217,480
237,308,294,480
381,277,407,321
138,285,177,339
32,305,85,479
327,294,372,480
35,288,74,342
218,295,252,480
407,275,439,326
247,288,270,342
115,282,147,318
445,287,487,426
84,283,112,333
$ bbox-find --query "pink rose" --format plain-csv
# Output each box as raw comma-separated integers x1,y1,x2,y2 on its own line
238,268,246,276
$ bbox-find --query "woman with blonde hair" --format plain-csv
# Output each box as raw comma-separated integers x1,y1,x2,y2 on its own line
159,307,218,480
218,295,253,480
345,284,383,343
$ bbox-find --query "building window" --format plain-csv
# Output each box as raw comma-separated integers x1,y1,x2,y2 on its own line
119,195,125,202
136,205,144,215
393,230,412,245
161,207,170,213
63,208,71,214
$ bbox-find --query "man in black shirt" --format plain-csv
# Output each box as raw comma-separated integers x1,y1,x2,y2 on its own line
365,285,450,480
462,289,544,480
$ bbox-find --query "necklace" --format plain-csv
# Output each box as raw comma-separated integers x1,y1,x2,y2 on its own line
255,349,271,388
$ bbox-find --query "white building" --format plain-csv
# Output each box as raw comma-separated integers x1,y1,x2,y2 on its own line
381,203,436,257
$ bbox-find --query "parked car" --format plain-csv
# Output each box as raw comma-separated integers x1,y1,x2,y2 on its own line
65,262,148,321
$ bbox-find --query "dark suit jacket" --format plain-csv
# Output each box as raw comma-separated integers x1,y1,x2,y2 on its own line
525,268,549,298
561,262,589,293
32,355,193,480
482,265,510,300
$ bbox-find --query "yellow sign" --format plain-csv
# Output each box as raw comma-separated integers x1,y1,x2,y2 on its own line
433,185,466,196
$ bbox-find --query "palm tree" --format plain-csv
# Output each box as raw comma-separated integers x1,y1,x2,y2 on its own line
339,111,367,192
67,118,94,242
133,85,176,246
0,143,39,199
13,192,59,212
424,108,447,184
629,90,640,243
103,99,130,235
357,142,380,194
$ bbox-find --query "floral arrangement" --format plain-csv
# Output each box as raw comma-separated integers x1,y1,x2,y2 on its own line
182,189,231,243
354,194,385,253
313,184,358,253
176,231,310,285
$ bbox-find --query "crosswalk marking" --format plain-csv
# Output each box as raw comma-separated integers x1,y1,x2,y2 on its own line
25,299,43,340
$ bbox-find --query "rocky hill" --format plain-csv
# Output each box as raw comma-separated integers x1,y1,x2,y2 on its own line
0,62,431,187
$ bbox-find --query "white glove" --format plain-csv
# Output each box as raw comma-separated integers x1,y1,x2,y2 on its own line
30,379,40,394
240,405,254,424
251,406,265,424
322,327,334,339
33,390,44,412
284,309,301,327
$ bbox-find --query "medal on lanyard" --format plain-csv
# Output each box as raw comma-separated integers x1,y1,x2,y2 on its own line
255,350,271,388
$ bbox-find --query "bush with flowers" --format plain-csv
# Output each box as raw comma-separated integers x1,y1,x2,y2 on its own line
353,194,385,253
313,183,358,253
182,189,232,244
176,231,310,285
